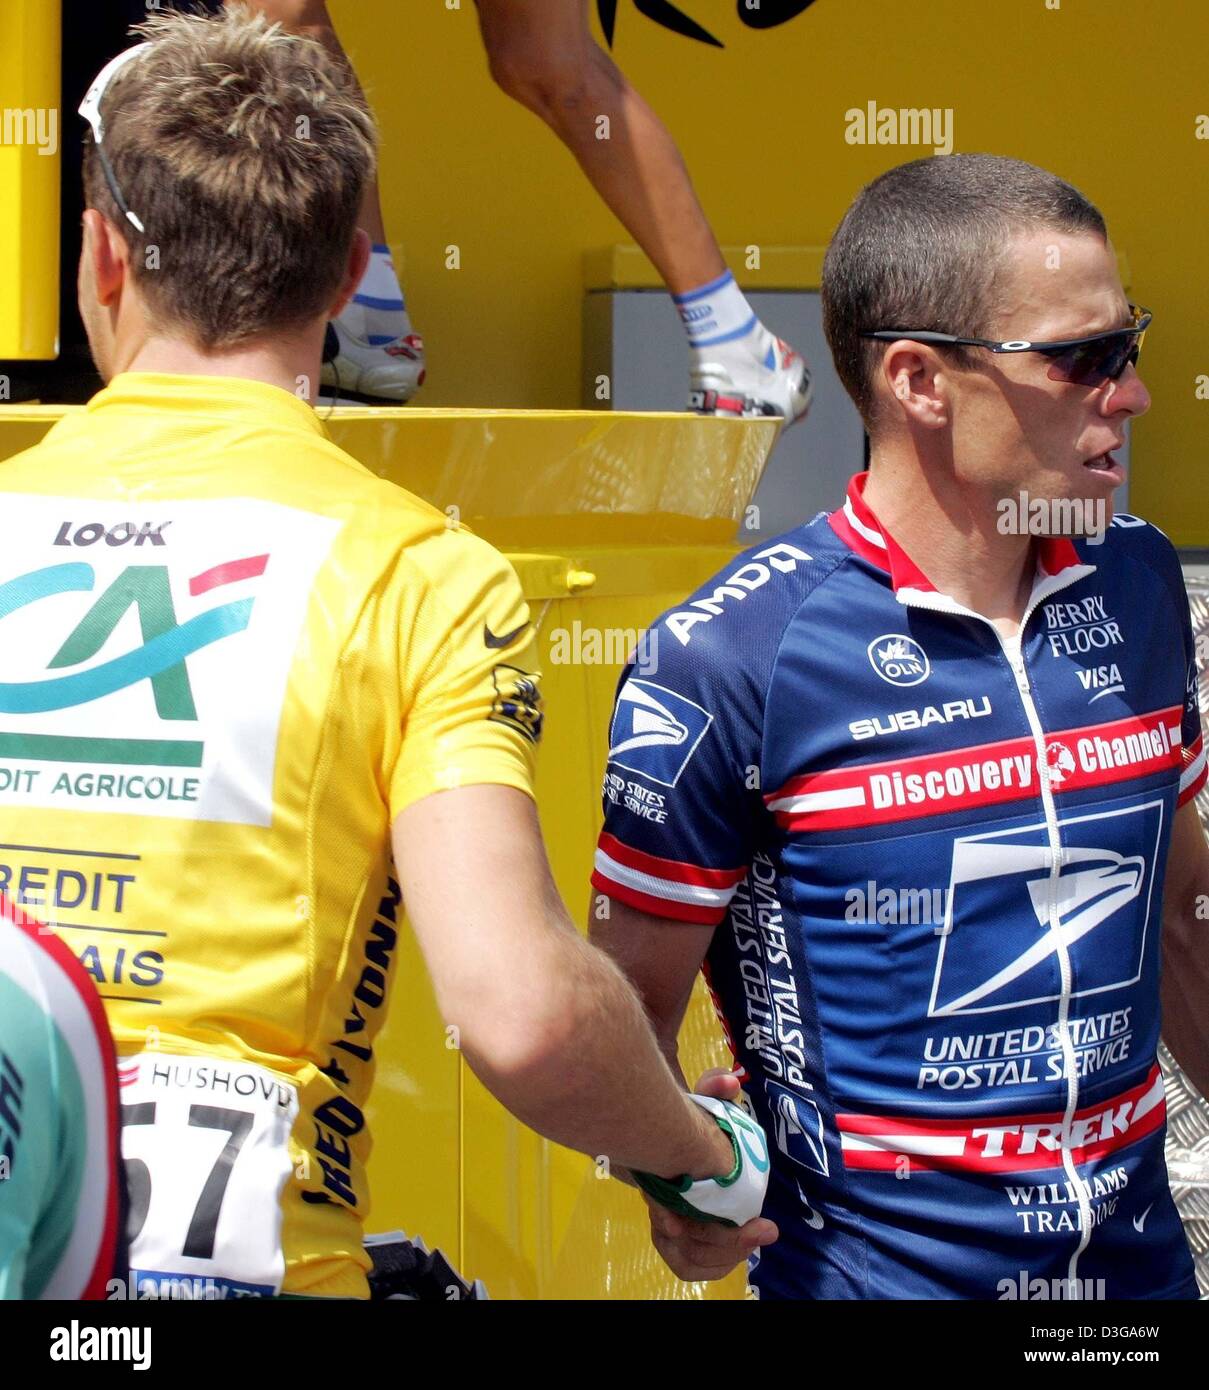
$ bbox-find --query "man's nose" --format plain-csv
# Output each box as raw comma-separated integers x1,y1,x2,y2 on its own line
1103,362,1150,417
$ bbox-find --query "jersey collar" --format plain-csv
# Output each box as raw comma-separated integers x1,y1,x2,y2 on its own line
829,471,1095,612
87,373,328,437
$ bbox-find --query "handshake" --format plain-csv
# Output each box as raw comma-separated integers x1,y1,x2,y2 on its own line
631,1068,780,1283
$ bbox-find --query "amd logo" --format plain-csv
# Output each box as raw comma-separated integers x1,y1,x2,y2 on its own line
665,542,811,645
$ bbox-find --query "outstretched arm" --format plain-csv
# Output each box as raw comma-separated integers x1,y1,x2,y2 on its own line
591,895,779,1278
392,784,735,1181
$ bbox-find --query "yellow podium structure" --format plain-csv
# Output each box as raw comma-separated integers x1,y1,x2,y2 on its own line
0,0,60,362
0,405,779,1298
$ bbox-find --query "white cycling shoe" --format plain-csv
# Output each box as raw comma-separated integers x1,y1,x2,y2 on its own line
689,334,814,428
320,318,427,405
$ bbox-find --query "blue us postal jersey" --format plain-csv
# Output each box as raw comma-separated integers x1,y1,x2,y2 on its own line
594,472,1203,1299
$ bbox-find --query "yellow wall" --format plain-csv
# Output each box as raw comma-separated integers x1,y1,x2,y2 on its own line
337,0,1208,539
4,2,1206,531
0,0,60,358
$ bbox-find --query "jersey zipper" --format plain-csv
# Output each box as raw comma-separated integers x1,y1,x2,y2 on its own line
997,629,1092,1289
899,567,1097,1293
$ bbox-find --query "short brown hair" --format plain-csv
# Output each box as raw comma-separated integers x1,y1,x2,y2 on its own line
822,154,1108,432
83,5,376,350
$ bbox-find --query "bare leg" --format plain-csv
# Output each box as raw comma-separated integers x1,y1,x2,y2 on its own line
227,0,805,418
225,0,425,402
475,0,725,295
225,0,387,244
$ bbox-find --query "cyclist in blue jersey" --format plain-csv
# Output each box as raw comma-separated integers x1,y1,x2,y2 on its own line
591,153,1209,1299
0,892,126,1299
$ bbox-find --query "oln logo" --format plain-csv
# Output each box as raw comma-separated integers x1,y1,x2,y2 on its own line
0,555,268,768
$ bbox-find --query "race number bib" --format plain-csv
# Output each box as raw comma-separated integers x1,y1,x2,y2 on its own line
117,1052,299,1298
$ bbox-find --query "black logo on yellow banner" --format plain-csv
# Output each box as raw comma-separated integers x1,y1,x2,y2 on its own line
598,0,818,49
490,665,544,745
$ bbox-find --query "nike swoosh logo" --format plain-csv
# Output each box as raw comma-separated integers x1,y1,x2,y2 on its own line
483,621,529,650
797,1183,824,1230
1133,1202,1155,1233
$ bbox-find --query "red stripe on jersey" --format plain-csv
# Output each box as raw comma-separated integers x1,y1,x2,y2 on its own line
837,1065,1165,1175
189,553,269,596
827,505,889,575
768,708,1183,832
828,474,931,590
1178,732,1207,807
830,472,1083,592
1038,536,1083,575
1180,765,1208,807
700,958,747,1081
597,832,747,889
589,869,726,926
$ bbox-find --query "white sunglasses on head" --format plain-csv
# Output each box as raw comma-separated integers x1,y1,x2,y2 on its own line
78,45,151,235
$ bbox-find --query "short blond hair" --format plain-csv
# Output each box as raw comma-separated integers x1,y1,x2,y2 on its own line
83,5,377,349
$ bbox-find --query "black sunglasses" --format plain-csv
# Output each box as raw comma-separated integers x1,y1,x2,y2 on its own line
860,305,1151,388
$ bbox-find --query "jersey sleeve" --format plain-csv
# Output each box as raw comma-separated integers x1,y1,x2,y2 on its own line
0,894,123,1300
1176,577,1206,808
1111,517,1206,807
0,1003,35,1300
387,528,542,818
590,617,764,925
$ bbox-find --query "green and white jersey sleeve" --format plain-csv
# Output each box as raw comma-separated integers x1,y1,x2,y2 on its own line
0,894,123,1299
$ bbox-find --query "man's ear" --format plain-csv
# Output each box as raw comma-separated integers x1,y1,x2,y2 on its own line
329,229,371,322
82,209,130,309
881,340,950,430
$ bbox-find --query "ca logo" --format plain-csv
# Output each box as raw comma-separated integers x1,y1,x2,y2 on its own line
0,560,263,717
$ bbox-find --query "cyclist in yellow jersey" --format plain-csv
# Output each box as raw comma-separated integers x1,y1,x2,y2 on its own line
0,9,775,1298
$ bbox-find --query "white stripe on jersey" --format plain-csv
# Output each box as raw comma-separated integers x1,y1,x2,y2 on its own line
843,497,888,549
840,1132,968,1159
766,785,868,814
593,848,738,909
1180,742,1206,794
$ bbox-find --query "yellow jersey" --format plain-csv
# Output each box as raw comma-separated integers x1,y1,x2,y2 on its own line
0,374,542,1298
